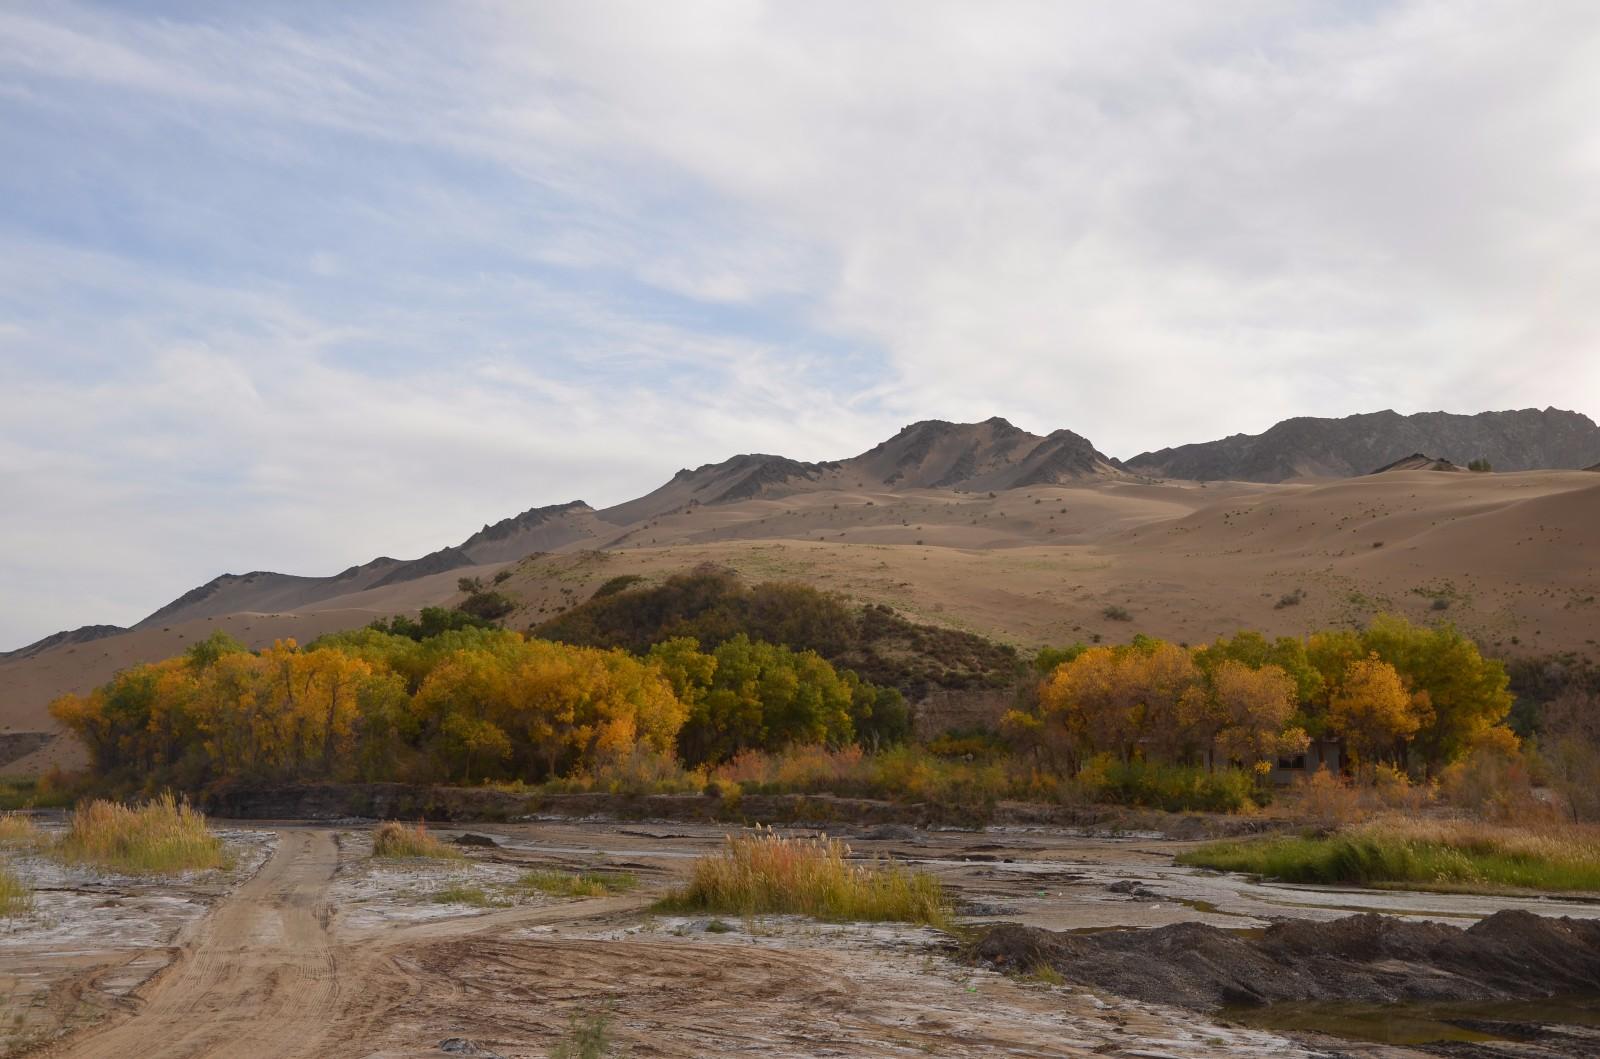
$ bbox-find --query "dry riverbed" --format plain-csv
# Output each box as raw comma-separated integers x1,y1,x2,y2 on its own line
2,815,1598,1058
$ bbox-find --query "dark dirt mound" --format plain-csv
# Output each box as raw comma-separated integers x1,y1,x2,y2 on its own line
970,911,1600,1011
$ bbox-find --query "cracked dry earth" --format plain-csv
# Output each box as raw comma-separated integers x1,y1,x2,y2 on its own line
1,821,1328,1059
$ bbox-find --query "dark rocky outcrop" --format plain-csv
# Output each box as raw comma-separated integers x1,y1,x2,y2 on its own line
1370,453,1465,474
970,911,1600,1010
850,417,1120,491
366,546,475,589
0,624,125,661
1126,408,1600,482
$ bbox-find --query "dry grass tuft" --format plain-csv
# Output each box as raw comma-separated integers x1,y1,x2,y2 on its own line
0,812,42,847
0,864,30,917
657,825,949,927
371,821,463,860
56,793,229,874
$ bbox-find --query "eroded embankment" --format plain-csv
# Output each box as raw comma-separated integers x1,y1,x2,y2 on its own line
196,781,1278,837
971,909,1600,1010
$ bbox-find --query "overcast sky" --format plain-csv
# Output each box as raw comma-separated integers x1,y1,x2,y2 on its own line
3,1,1598,650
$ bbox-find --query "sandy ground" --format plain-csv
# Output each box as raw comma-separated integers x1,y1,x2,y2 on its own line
5,818,1600,1059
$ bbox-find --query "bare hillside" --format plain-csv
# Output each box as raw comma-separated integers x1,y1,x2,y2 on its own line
6,419,1599,775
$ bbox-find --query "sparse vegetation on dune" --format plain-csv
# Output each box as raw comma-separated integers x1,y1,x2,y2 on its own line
1180,818,1600,893
371,821,462,860
56,793,229,874
657,826,949,927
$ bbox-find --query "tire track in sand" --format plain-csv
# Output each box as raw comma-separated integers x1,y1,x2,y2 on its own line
53,830,338,1059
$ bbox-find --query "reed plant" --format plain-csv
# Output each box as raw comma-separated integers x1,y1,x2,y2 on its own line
55,793,228,874
656,825,949,927
0,812,41,848
371,820,463,860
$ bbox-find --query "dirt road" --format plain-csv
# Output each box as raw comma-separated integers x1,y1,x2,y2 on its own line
54,830,339,1059
31,825,1315,1058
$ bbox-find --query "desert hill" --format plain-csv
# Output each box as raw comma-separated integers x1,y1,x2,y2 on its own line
5,413,1600,775
1370,453,1464,474
1126,408,1600,482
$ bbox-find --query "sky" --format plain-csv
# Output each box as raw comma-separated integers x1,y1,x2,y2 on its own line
2,1,1599,650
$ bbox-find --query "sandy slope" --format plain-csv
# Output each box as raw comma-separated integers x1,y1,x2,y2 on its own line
4,469,1597,774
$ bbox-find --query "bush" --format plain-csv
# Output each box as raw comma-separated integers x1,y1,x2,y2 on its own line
1274,589,1306,609
460,590,517,621
371,821,462,860
56,794,229,874
592,574,645,598
1440,737,1539,821
551,1009,617,1059
367,606,495,640
1102,605,1134,622
657,826,949,926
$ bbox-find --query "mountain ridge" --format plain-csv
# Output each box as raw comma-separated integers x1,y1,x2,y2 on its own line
16,407,1600,651
1126,407,1600,482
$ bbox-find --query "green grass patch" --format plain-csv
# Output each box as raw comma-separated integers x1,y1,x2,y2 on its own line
1076,758,1264,813
429,883,508,908
655,826,950,927
0,777,76,811
55,793,230,874
517,869,638,897
0,863,31,917
1179,820,1600,893
371,821,464,860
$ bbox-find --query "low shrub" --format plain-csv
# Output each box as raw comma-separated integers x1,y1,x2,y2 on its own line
372,821,463,860
656,826,949,926
518,870,638,897
1273,589,1305,610
1180,818,1600,892
1072,757,1263,813
56,794,229,874
550,1008,617,1059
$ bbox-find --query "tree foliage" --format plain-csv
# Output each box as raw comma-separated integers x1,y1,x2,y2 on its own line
50,623,901,788
533,569,1021,698
1017,614,1513,779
